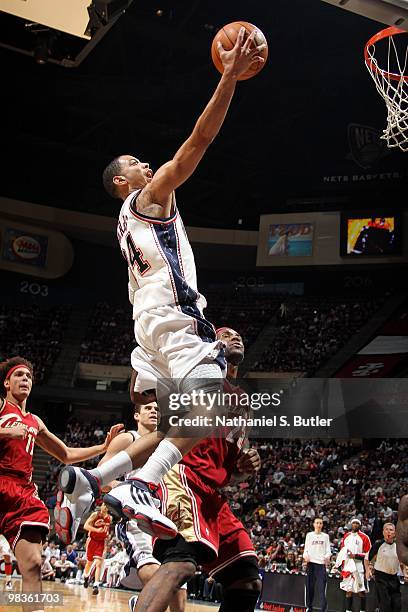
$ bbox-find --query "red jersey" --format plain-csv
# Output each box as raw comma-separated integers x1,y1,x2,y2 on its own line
0,399,39,483
90,512,111,541
181,379,249,489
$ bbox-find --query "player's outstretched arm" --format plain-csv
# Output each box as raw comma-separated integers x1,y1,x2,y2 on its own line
397,494,408,564
35,418,124,464
147,28,266,203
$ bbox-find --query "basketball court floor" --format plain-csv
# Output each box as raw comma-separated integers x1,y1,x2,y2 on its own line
0,577,215,612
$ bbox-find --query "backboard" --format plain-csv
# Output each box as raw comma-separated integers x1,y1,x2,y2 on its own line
321,0,408,31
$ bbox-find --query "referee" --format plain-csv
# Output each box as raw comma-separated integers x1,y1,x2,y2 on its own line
368,523,403,612
303,517,331,612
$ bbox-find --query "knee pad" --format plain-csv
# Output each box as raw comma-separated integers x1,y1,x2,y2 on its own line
179,362,223,397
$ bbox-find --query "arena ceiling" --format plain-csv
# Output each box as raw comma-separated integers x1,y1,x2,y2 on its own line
1,0,407,229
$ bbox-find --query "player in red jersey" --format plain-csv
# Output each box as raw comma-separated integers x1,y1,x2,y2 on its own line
132,326,261,612
0,356,122,612
102,327,261,612
83,502,111,595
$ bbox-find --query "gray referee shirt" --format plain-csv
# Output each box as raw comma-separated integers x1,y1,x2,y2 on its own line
369,540,400,575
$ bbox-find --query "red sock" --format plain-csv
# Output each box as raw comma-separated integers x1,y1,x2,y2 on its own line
5,562,12,578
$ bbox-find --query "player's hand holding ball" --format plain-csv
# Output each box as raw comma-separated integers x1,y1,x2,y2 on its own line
212,21,268,81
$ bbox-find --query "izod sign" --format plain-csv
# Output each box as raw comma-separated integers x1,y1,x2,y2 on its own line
12,235,42,260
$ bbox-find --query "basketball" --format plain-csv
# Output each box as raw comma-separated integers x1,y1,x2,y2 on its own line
211,21,268,81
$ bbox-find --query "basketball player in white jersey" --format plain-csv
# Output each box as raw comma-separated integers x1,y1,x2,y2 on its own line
56,28,266,545
100,400,186,612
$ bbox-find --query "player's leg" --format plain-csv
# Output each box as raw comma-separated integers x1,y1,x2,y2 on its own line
3,552,13,589
169,586,187,612
358,585,367,611
92,558,103,594
83,559,93,587
209,557,261,612
14,528,44,612
305,563,315,612
137,563,187,612
344,591,353,612
135,559,195,612
205,503,261,612
315,564,328,612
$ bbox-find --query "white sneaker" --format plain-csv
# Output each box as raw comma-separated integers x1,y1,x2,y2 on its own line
128,594,139,612
54,467,101,544
104,479,177,540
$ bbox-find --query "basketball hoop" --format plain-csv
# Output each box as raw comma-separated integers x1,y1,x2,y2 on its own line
364,26,408,152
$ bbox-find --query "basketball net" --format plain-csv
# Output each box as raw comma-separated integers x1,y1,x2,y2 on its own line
364,26,408,152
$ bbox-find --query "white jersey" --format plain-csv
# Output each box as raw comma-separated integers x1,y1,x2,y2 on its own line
117,191,207,319
303,531,331,564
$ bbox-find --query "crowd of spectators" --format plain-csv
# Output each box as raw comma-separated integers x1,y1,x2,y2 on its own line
0,304,70,384
251,297,382,375
79,302,134,366
224,438,407,572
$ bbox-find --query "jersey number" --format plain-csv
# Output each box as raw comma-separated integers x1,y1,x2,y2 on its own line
25,433,35,456
125,234,151,275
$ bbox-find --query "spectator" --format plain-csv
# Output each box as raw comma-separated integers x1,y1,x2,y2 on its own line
41,555,55,581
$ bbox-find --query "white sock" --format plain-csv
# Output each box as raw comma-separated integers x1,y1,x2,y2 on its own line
90,450,133,486
137,440,182,484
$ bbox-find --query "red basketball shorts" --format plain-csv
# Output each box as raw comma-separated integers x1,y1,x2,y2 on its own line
0,476,49,550
159,464,256,573
86,537,105,562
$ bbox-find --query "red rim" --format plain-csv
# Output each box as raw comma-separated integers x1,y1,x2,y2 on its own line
364,26,408,82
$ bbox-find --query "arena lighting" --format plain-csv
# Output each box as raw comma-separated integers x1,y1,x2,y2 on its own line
0,0,134,66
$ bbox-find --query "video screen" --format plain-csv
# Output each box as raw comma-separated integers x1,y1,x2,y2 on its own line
268,223,313,257
341,213,402,256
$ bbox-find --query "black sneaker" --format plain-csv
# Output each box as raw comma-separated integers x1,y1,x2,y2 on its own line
92,585,99,595
83,576,89,588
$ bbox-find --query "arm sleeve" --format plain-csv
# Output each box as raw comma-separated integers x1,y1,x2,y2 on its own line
324,534,331,559
368,540,381,562
303,533,310,558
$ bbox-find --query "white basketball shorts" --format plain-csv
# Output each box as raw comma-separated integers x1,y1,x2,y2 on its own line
132,305,225,392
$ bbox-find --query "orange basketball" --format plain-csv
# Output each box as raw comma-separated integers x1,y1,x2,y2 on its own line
211,21,268,81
